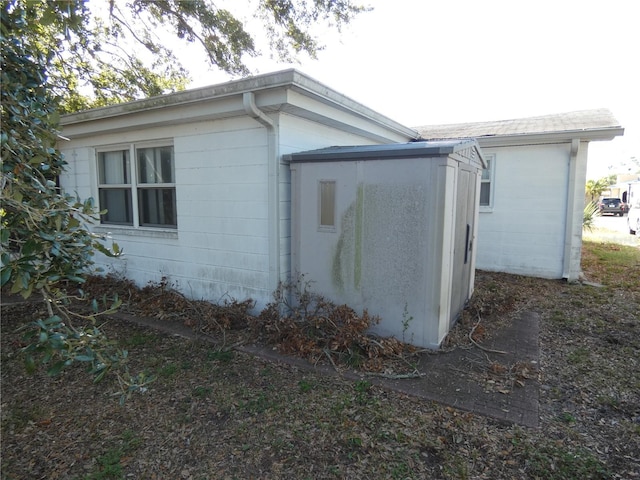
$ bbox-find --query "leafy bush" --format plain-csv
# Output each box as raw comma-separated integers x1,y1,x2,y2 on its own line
0,9,144,396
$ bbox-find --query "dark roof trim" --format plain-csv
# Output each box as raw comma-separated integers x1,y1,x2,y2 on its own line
287,139,481,163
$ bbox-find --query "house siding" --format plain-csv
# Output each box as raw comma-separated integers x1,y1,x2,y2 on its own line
476,143,570,278
59,116,276,307
59,105,412,310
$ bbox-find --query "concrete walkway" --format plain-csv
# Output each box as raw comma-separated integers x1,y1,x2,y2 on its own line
115,308,541,428
376,311,540,428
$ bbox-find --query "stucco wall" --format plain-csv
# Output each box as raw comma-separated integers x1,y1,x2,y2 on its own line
476,143,571,278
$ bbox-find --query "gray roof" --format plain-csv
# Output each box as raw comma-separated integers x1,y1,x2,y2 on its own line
287,139,481,163
60,69,418,142
413,108,623,140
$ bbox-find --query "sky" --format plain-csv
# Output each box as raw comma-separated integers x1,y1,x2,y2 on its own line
180,0,638,180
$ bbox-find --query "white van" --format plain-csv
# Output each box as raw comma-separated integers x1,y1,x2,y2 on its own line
626,181,640,235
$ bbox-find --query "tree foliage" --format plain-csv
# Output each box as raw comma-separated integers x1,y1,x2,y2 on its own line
0,6,140,390
1,0,367,390
6,0,369,113
585,178,610,203
0,6,114,296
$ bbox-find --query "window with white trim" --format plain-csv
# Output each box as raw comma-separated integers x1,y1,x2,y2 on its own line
480,155,494,208
97,144,177,228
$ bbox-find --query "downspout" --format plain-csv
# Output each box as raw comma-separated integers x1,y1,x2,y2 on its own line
562,138,584,281
243,92,281,292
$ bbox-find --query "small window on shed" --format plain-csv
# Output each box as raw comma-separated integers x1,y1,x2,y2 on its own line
319,180,336,230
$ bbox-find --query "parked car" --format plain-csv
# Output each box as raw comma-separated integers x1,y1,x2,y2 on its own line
598,197,627,216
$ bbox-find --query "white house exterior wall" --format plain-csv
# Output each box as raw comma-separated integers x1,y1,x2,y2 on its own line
59,116,277,306
59,108,412,311
476,143,571,278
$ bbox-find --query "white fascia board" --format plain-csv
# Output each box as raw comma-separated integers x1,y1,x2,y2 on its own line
280,89,416,143
60,95,252,139
284,74,419,141
475,127,625,147
61,70,299,124
60,69,418,142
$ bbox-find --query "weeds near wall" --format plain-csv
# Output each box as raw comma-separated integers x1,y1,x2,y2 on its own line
73,274,420,375
401,303,414,344
251,276,418,374
81,274,254,338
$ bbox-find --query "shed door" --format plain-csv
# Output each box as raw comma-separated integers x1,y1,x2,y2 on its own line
451,167,477,324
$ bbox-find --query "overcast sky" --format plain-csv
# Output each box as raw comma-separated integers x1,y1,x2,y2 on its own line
183,0,638,180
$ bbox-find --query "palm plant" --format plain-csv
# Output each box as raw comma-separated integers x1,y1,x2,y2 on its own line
583,201,600,232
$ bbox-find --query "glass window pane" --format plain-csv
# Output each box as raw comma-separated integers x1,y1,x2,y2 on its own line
320,181,336,227
137,147,174,184
99,189,133,225
98,151,129,184
480,160,491,181
138,188,177,227
480,183,490,206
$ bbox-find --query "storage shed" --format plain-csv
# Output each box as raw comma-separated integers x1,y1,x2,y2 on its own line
289,140,486,349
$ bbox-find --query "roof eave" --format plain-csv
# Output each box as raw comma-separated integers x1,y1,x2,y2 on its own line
287,139,482,163
471,127,625,147
59,69,418,141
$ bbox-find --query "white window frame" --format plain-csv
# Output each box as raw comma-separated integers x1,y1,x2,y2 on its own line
96,140,176,230
480,154,495,211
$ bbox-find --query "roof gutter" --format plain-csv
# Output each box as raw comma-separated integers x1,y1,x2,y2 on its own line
472,127,625,147
243,92,282,292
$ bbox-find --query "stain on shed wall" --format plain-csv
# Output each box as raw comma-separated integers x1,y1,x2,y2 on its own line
332,182,428,304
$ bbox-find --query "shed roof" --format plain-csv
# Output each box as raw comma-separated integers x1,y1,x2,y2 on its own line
287,139,482,163
413,109,623,143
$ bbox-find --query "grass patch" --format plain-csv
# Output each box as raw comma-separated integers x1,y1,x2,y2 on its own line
567,346,591,365
522,442,611,479
83,430,141,480
298,379,315,393
158,363,178,377
119,332,158,347
207,348,234,363
581,241,640,288
1,240,637,479
192,385,212,398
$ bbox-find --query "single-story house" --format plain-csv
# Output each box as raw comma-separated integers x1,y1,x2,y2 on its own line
57,69,623,346
58,69,418,313
414,110,624,280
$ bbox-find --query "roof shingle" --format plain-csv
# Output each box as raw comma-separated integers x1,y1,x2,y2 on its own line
413,108,622,140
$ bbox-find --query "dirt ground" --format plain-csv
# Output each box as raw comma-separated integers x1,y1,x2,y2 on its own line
1,241,639,479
